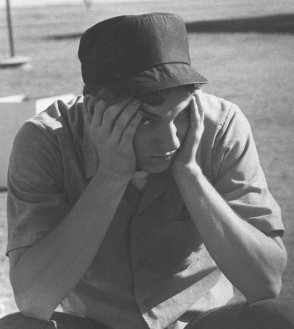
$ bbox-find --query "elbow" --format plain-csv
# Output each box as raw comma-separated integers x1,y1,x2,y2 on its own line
10,272,57,321
14,290,55,321
261,278,282,299
246,275,283,303
269,282,282,299
246,245,287,303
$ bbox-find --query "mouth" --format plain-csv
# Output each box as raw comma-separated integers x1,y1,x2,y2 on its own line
150,152,176,162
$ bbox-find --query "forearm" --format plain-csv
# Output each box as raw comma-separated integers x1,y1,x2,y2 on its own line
173,165,287,302
11,171,129,319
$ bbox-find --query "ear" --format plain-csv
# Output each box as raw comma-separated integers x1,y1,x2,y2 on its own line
83,94,97,121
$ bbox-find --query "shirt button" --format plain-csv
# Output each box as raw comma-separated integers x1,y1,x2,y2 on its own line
143,297,153,307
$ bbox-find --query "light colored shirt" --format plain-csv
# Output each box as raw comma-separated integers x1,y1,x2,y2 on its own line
6,93,284,329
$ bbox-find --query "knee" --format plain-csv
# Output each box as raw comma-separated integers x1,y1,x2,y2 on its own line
0,312,55,329
233,297,294,329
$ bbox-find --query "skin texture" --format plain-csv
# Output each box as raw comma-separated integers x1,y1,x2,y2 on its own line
84,95,143,179
8,87,287,321
84,86,195,175
163,90,286,302
134,87,194,174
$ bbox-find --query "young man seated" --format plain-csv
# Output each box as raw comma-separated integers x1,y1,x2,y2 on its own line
1,12,293,329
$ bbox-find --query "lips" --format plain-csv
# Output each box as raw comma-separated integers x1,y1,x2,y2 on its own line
152,155,172,160
150,152,176,162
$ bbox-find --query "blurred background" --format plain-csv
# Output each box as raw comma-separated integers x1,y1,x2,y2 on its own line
0,0,294,317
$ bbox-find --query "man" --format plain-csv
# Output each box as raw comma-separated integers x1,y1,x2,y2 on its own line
1,12,293,329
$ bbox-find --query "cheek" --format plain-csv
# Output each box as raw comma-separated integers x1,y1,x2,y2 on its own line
133,129,152,157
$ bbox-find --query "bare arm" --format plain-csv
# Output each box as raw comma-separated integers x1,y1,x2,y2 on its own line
9,96,142,320
171,92,287,302
173,166,287,302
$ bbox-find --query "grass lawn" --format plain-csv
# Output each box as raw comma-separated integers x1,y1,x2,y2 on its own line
0,0,294,317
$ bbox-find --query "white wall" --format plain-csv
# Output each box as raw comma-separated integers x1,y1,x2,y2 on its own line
0,101,35,187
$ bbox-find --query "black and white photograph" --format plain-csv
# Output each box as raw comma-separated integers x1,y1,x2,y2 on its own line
0,0,294,328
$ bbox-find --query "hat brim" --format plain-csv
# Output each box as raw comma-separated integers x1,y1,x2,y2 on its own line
103,63,207,96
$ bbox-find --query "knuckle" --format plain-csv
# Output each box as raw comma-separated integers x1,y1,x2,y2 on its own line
125,102,139,113
130,115,140,125
121,109,136,121
103,110,114,121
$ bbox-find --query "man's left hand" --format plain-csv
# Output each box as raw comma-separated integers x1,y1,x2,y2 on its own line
171,90,205,175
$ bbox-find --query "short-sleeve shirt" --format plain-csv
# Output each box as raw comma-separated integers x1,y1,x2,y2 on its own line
6,93,284,329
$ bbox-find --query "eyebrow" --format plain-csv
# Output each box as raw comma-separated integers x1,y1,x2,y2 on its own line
139,107,162,119
140,100,192,119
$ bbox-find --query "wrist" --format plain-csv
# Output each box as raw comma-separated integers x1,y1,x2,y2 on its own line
93,168,132,187
171,163,203,182
97,160,135,181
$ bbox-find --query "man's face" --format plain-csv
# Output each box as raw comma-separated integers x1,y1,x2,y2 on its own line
134,87,193,174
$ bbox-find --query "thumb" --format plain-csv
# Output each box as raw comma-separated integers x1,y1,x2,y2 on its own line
83,94,97,122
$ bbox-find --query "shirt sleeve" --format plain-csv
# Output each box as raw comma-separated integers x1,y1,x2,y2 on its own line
6,122,70,255
211,105,284,236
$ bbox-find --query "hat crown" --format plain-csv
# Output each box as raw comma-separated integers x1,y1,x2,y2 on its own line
79,13,191,84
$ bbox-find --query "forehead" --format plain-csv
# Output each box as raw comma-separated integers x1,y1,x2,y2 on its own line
139,87,192,116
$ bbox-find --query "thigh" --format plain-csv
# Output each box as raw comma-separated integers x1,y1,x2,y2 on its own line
230,297,294,329
0,312,100,329
185,303,245,329
186,297,294,329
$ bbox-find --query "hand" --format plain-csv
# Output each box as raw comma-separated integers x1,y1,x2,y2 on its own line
84,95,142,180
171,90,205,175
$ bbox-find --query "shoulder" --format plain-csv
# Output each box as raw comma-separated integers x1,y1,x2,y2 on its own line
10,96,85,175
13,96,84,150
201,92,253,148
201,92,245,128
27,96,84,134
198,92,254,180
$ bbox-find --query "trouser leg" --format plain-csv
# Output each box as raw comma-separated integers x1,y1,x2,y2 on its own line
231,297,294,329
186,297,294,329
185,303,244,329
0,312,99,329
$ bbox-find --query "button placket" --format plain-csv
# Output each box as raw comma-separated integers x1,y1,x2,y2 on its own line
136,258,145,267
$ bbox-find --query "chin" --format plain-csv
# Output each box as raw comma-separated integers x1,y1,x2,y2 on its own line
140,161,171,174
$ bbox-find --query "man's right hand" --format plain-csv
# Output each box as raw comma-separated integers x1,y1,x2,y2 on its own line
84,96,142,180
9,95,143,320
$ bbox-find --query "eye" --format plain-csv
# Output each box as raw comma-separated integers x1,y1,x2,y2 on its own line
140,118,152,126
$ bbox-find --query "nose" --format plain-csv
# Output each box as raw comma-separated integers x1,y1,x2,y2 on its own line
155,122,181,152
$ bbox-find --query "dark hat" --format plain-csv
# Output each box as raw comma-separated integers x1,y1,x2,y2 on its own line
78,12,207,96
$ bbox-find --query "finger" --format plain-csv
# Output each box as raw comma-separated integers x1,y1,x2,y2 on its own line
101,98,132,134
91,99,108,127
120,111,143,144
193,90,205,118
83,104,91,125
188,97,199,130
191,94,204,129
111,99,141,141
83,95,97,123
92,95,131,128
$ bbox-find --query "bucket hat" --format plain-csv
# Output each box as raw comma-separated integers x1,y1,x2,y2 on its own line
78,12,207,96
